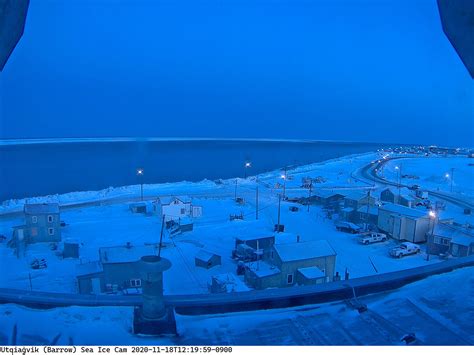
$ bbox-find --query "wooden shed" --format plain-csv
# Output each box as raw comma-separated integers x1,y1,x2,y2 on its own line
195,250,221,269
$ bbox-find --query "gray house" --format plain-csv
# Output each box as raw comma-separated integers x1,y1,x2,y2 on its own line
245,240,337,289
343,191,376,210
378,203,432,243
427,223,474,257
380,188,417,208
76,243,158,294
12,203,61,245
341,191,377,222
306,189,345,208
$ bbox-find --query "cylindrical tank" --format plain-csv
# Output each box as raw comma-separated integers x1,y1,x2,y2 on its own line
139,255,172,320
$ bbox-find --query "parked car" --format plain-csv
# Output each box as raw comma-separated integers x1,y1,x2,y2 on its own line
335,221,362,234
408,184,420,191
389,242,421,258
358,232,388,245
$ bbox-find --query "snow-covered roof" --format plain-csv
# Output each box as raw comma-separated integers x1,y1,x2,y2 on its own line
400,194,416,201
157,195,191,205
382,187,412,196
76,261,103,276
236,234,275,242
434,223,474,240
297,266,325,279
379,203,428,219
129,201,151,207
99,244,157,264
356,205,379,215
24,203,60,214
312,189,345,199
274,240,336,262
451,235,474,247
246,261,280,278
342,207,354,212
195,249,218,262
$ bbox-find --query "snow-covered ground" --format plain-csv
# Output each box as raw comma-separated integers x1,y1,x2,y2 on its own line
381,156,474,198
380,155,474,225
1,151,446,296
1,265,472,345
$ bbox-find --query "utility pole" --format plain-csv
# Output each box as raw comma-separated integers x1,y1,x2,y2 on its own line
365,189,371,225
282,166,287,199
234,179,238,200
256,176,259,220
307,182,312,212
158,214,165,258
277,193,281,231
136,168,144,201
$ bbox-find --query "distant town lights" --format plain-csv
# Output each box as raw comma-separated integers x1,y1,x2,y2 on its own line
429,211,436,218
136,168,144,176
245,162,251,168
445,173,450,178
281,174,286,179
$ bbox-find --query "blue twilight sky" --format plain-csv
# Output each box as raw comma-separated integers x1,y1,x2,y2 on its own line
0,0,472,146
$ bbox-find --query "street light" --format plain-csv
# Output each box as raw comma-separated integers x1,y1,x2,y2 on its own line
244,162,251,178
395,165,402,197
281,174,287,199
136,168,144,201
427,210,437,261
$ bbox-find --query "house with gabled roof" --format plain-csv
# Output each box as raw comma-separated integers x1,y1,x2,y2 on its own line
244,239,336,289
154,195,202,222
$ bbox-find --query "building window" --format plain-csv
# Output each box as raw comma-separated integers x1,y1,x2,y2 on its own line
442,238,450,246
287,274,294,284
48,228,54,236
32,216,38,223
130,279,142,287
433,236,441,244
180,208,186,214
47,215,53,223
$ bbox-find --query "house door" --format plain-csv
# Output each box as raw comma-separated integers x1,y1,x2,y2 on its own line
91,278,101,294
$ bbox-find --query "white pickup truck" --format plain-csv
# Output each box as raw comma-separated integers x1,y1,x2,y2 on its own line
358,232,387,245
389,242,421,258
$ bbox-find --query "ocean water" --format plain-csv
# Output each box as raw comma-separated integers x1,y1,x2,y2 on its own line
0,139,385,201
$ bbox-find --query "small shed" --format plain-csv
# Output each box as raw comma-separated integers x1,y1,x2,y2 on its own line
63,239,80,258
195,250,221,269
296,266,326,285
129,202,153,214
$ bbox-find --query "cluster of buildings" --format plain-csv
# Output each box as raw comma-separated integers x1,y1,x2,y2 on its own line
6,181,474,297
296,186,474,256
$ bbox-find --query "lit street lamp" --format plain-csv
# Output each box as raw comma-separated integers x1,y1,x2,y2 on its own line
427,210,437,261
281,173,287,199
136,168,144,201
244,162,251,178
394,165,401,196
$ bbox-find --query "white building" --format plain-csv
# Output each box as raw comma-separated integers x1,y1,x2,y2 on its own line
154,196,202,222
377,203,432,243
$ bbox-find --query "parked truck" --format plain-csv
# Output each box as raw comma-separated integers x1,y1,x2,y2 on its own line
389,242,421,258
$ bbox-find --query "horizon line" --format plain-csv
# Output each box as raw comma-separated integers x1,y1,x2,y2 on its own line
0,136,398,146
